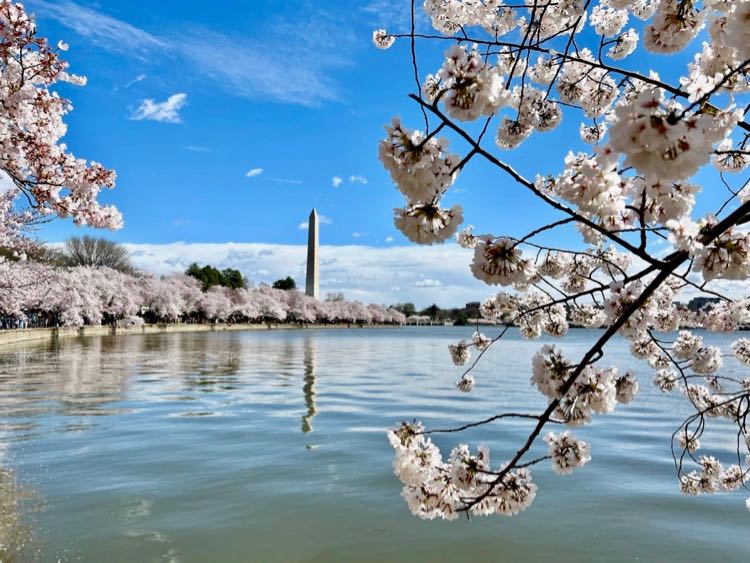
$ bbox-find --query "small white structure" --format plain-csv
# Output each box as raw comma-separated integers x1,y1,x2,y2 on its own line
305,208,320,299
405,315,433,326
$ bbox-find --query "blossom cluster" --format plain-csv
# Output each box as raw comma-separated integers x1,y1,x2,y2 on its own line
387,421,538,520
532,344,638,425
379,118,463,244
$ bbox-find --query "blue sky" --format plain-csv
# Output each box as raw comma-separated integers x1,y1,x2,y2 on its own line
31,0,431,246
26,1,740,306
30,0,592,247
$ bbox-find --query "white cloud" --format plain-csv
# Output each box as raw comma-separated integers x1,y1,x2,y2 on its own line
349,175,368,184
299,214,333,230
32,1,352,106
415,278,442,288
123,241,487,307
185,145,213,152
352,232,362,238
245,168,264,178
130,93,187,123
385,236,394,243
332,176,343,188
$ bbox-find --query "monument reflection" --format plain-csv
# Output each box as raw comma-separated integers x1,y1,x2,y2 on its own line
0,331,324,436
301,336,317,433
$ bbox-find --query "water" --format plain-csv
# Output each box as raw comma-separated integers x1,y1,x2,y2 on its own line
0,327,747,562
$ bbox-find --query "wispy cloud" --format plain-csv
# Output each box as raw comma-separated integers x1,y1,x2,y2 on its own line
185,145,213,153
33,0,352,106
177,26,347,106
349,175,368,185
130,93,187,123
272,178,303,185
245,168,264,178
332,176,343,188
385,236,394,243
124,74,147,88
29,0,167,55
352,232,362,238
361,0,429,33
298,214,333,230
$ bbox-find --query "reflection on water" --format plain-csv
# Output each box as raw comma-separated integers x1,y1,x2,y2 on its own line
302,337,316,434
0,328,748,562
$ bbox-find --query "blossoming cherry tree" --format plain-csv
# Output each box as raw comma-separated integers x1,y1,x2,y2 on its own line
374,0,750,519
0,1,121,251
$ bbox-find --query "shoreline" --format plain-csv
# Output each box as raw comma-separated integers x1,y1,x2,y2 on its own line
0,322,398,349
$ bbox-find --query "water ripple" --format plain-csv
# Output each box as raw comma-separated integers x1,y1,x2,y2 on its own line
0,328,747,561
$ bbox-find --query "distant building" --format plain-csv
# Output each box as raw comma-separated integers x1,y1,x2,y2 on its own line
687,297,720,312
465,302,481,315
305,209,320,299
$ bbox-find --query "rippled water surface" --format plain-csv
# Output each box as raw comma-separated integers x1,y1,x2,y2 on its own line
0,327,748,562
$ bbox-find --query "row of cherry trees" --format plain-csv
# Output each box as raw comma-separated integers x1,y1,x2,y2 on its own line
0,261,406,328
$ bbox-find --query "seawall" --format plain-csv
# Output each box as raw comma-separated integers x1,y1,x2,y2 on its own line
0,322,387,348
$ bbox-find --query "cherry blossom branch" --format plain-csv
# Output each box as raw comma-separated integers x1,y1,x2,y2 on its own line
408,94,664,265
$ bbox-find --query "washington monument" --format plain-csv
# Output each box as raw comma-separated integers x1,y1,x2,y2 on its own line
305,208,320,299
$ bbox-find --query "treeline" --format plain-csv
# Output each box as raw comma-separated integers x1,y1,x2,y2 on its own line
0,261,406,328
185,263,246,290
389,302,480,325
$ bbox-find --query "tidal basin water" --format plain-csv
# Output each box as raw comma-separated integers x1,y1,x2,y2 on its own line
0,327,748,562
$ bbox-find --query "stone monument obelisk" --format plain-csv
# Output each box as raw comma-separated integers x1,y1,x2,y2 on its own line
305,208,320,299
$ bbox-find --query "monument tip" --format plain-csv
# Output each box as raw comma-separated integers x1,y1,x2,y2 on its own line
306,208,320,299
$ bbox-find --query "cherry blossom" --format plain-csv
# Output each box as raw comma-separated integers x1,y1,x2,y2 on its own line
394,203,463,244
435,45,511,122
380,0,750,518
372,29,395,49
544,432,591,475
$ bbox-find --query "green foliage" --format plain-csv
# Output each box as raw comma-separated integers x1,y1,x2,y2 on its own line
453,314,469,326
421,303,440,320
221,268,246,290
390,302,416,316
272,276,297,290
186,263,247,291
